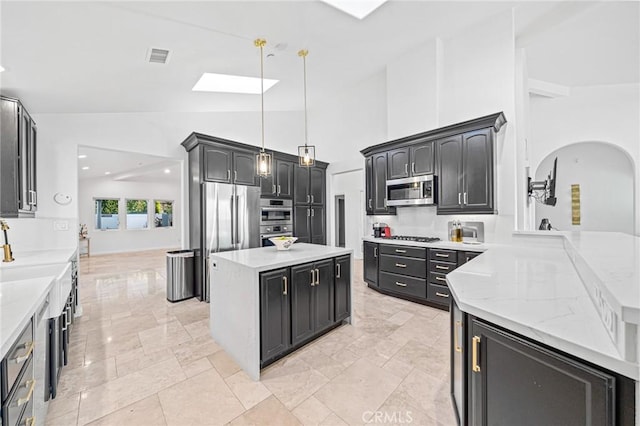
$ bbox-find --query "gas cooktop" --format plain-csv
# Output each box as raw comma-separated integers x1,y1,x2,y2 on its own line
390,235,441,243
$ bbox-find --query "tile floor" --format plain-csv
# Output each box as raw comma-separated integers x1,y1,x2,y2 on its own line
45,249,456,426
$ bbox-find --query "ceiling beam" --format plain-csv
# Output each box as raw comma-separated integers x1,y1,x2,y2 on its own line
528,78,570,98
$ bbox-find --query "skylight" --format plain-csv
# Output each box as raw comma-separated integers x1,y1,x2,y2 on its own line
192,73,278,94
321,0,387,19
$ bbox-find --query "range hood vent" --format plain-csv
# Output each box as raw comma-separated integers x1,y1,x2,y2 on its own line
147,48,171,64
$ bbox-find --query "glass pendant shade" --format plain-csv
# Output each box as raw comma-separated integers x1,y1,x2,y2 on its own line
298,145,315,167
256,150,272,177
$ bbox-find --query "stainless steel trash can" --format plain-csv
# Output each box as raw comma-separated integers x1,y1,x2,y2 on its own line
166,250,195,302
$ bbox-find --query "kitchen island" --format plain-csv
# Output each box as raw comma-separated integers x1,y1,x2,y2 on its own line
209,243,353,380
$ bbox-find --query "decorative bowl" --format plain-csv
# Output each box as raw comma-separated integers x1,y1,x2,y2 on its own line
269,236,298,251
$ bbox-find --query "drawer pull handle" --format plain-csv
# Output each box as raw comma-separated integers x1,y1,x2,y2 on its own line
395,263,407,268
435,253,449,258
435,265,449,270
315,268,320,285
435,292,449,298
472,336,481,373
17,379,36,406
310,269,315,286
26,416,36,426
395,249,406,253
282,276,288,295
12,341,34,364
454,320,462,353
336,263,341,278
435,276,446,282
395,282,407,287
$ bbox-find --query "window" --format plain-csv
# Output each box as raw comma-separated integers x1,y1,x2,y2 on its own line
126,199,148,230
95,198,119,230
154,200,173,228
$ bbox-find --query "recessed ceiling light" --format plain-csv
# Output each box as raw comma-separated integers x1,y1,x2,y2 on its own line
0,65,5,73
82,166,90,170
321,0,387,19
164,169,171,174
78,154,87,159
105,171,111,175
192,72,278,94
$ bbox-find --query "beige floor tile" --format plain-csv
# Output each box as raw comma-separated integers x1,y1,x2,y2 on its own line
158,368,245,425
85,395,167,426
57,357,118,395
182,356,213,378
184,318,211,339
77,357,186,425
261,357,330,410
292,396,333,426
225,370,272,410
138,320,192,353
46,392,80,420
208,350,242,378
115,347,175,377
386,310,415,326
392,339,449,380
381,357,414,380
228,395,301,426
46,409,78,426
314,358,402,425
318,412,348,426
296,346,355,379
171,334,222,366
84,331,142,364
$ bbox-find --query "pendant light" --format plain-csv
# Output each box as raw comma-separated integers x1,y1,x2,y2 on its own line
255,38,272,177
298,49,316,167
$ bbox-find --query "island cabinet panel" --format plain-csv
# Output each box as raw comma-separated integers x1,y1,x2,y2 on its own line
363,242,378,286
260,268,290,364
334,255,351,323
313,259,335,334
468,318,616,426
291,264,315,346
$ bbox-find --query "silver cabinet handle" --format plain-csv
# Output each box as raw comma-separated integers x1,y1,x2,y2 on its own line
283,276,288,295
412,163,415,174
310,269,315,286
311,208,315,217
395,282,407,287
307,208,310,217
311,195,314,203
227,170,231,181
435,265,449,270
435,253,448,258
315,268,320,285
272,184,276,194
436,292,449,298
61,311,68,331
395,263,407,268
277,185,281,195
405,163,408,174
374,247,378,257
463,192,468,204
368,199,372,209
435,276,446,282
306,194,310,203
458,193,462,205
234,170,238,182
395,249,406,253
466,256,470,263
337,263,341,278
384,197,387,207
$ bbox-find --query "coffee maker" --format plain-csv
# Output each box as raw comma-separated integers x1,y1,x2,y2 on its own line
373,222,387,238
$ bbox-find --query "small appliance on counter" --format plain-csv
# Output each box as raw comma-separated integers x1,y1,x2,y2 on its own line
447,221,484,244
372,222,388,238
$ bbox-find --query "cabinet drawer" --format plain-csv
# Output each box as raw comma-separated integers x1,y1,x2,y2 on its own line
427,283,451,306
3,355,34,426
429,248,457,263
379,255,426,278
429,260,456,274
379,271,427,299
3,318,34,393
429,271,449,286
379,244,427,259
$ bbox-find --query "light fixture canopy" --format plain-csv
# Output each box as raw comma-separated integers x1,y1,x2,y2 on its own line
297,49,316,167
255,38,272,177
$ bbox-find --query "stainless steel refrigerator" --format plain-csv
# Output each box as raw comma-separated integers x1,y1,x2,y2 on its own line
197,183,260,302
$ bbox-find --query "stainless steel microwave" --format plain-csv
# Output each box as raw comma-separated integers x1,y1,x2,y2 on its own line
386,175,436,206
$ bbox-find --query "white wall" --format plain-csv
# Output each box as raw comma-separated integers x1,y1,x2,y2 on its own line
329,170,365,259
529,84,639,234
78,176,181,254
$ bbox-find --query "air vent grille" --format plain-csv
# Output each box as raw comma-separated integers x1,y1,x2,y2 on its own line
148,48,170,64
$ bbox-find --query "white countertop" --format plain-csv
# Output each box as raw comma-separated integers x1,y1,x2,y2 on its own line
0,276,55,359
0,248,77,269
210,243,353,272
362,236,487,252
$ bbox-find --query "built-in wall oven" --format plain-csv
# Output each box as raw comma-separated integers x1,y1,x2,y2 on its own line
260,199,293,246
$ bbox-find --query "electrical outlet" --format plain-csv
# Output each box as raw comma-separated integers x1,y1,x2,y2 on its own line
54,220,69,231
595,287,616,340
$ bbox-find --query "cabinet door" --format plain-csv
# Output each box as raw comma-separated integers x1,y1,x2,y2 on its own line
363,242,378,286
436,135,463,213
260,172,276,197
0,98,19,217
293,206,310,243
203,146,232,183
334,255,351,323
450,299,466,426
275,160,294,199
260,268,290,363
290,263,315,346
365,156,374,215
313,259,335,333
462,129,493,212
457,251,481,266
233,151,257,186
309,167,325,206
310,206,325,245
387,148,409,180
28,122,36,210
372,152,391,214
18,106,31,211
410,141,434,176
469,319,615,426
294,165,310,204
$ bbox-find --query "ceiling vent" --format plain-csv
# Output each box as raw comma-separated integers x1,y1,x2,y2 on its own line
147,48,171,64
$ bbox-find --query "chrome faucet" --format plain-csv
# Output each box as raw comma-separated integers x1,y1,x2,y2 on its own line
1,219,15,262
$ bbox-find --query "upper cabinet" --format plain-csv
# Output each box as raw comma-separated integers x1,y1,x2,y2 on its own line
372,152,395,215
203,145,257,186
294,165,326,244
365,156,374,215
0,96,37,218
387,141,434,180
294,165,325,206
261,157,294,199
387,147,410,180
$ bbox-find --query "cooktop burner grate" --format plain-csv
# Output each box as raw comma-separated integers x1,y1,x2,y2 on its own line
391,235,441,243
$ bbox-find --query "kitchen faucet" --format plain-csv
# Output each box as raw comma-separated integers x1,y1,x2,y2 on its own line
1,219,15,262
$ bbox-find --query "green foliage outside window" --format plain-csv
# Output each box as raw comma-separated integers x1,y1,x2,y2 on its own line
155,201,173,214
126,199,148,214
99,199,119,214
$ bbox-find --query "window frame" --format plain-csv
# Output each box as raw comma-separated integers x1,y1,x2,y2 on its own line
94,197,121,231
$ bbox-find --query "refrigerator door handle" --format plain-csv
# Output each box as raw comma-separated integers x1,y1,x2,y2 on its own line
235,195,240,246
230,195,235,245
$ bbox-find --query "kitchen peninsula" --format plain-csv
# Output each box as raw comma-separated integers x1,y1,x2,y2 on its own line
209,243,353,380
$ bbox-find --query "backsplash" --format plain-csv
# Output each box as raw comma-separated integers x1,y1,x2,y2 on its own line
0,217,78,251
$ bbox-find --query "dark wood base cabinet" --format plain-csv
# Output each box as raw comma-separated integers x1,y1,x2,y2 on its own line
451,299,636,426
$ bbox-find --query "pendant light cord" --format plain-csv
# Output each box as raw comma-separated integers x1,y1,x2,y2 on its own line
256,39,266,153
301,51,308,147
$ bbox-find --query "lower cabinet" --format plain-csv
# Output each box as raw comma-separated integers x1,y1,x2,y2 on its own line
363,242,378,286
259,256,351,367
452,300,635,426
1,318,35,426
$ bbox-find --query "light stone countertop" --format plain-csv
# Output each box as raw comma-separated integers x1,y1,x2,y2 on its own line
0,248,77,270
362,236,487,252
210,243,353,272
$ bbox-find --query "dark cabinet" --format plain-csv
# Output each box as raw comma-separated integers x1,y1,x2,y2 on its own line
309,168,325,206
260,268,290,363
310,206,325,245
458,251,481,265
293,165,326,244
410,141,434,176
0,96,37,217
363,242,379,286
294,166,324,205
468,318,617,426
387,147,410,180
290,260,335,346
293,205,324,245
203,146,257,186
437,129,494,215
372,152,395,215
365,156,374,215
334,255,351,323
261,158,294,199
450,299,466,426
